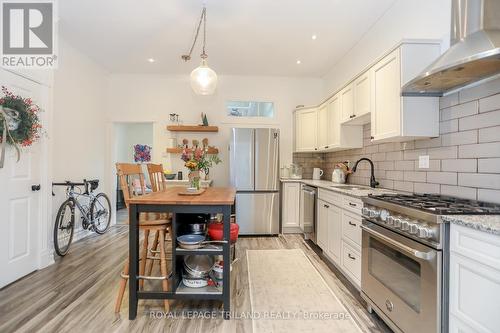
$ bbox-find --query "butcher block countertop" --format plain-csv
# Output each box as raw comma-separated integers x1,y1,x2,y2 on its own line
127,186,236,205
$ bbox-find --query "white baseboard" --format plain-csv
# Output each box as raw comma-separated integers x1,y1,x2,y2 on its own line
282,226,303,234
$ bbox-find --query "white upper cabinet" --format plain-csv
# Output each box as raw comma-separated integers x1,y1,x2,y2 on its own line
327,95,340,147
294,107,318,152
293,40,441,151
370,41,441,142
340,83,354,123
351,71,371,125
317,105,329,149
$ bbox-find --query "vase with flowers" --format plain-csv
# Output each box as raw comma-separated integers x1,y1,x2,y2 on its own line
181,139,221,190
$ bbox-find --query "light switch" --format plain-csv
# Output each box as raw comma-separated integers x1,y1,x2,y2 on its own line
419,155,430,169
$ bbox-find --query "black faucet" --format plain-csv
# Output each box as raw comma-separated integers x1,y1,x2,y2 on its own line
352,158,379,188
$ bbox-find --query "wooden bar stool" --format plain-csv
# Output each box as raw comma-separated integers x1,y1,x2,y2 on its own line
145,163,172,278
114,163,172,313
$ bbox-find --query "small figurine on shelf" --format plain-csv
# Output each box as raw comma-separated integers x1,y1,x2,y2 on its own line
202,138,209,149
192,139,199,148
182,138,189,148
201,112,209,126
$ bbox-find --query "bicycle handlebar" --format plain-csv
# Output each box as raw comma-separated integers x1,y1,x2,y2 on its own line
52,181,85,187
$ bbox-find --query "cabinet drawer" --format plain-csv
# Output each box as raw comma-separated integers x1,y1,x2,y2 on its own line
342,196,363,214
342,210,362,246
450,224,500,270
341,241,361,286
318,189,341,205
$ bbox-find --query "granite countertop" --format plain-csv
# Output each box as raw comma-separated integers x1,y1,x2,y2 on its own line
440,215,500,236
280,178,397,199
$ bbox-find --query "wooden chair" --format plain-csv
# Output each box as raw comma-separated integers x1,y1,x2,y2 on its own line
147,163,168,192
145,163,172,278
114,163,171,313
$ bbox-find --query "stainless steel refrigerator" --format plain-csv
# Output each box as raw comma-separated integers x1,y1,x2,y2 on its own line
229,128,279,235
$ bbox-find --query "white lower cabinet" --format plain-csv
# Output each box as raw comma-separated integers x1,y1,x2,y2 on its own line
317,189,362,288
316,199,329,250
449,224,500,333
326,204,342,263
281,182,301,232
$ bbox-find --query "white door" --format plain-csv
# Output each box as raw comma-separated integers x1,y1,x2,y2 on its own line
327,204,342,264
327,95,340,147
353,71,371,118
340,83,354,123
282,183,300,228
317,105,328,149
297,108,318,152
371,48,401,140
316,199,328,250
0,70,44,288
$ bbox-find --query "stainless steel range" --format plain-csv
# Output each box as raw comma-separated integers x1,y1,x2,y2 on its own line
360,194,500,333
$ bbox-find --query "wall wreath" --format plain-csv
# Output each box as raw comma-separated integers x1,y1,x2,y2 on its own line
0,86,43,168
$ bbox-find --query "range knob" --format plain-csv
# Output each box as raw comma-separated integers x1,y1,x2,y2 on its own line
409,223,419,235
418,226,434,239
393,217,402,228
387,215,395,225
369,209,380,219
362,207,370,216
401,219,410,231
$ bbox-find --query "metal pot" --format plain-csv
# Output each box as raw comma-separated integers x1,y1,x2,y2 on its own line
188,222,207,235
183,255,214,278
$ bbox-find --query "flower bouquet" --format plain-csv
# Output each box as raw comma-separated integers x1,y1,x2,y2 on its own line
181,139,221,190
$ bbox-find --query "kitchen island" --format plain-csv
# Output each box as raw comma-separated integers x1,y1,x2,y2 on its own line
127,187,236,320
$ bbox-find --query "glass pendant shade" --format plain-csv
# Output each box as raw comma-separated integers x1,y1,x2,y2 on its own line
190,59,217,95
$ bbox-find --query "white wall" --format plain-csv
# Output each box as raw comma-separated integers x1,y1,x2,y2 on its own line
106,74,323,186
52,37,109,238
114,122,154,163
322,0,451,98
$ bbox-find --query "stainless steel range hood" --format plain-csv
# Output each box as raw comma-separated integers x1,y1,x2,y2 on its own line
402,0,500,97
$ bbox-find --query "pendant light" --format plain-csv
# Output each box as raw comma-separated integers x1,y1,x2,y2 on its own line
181,6,217,95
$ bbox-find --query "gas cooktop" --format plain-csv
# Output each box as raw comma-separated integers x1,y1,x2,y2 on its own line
367,193,500,215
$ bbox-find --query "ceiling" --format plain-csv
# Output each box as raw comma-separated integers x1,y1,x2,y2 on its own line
58,0,397,77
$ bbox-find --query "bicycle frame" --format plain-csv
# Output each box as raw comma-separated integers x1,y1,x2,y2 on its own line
66,186,96,225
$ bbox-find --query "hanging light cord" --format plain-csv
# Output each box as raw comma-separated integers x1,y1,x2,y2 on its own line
182,7,207,61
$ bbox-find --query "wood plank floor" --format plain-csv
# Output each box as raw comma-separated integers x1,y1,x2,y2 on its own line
0,224,391,333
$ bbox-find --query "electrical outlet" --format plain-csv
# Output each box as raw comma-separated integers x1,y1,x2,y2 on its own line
419,155,430,169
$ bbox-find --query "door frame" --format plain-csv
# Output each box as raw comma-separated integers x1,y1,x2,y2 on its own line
107,120,157,225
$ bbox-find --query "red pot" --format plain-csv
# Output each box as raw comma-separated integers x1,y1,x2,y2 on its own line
208,222,239,243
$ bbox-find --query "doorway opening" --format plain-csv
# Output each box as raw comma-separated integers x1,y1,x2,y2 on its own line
112,122,154,222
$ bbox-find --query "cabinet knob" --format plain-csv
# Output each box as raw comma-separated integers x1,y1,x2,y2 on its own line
370,136,374,140
348,221,357,227
348,253,356,260
323,204,330,208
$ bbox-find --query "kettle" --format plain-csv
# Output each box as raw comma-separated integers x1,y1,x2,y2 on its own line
331,168,346,184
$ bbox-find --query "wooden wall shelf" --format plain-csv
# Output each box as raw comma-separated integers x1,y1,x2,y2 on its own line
166,147,219,154
167,125,219,132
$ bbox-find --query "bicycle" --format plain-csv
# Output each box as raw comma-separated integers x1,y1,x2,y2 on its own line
52,179,112,256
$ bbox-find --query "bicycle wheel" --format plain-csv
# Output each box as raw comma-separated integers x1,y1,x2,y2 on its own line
90,193,111,234
54,199,75,256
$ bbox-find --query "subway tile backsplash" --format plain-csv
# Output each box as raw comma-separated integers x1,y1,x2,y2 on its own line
293,78,500,204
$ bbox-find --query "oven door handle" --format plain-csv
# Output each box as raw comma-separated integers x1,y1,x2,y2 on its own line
361,225,436,261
